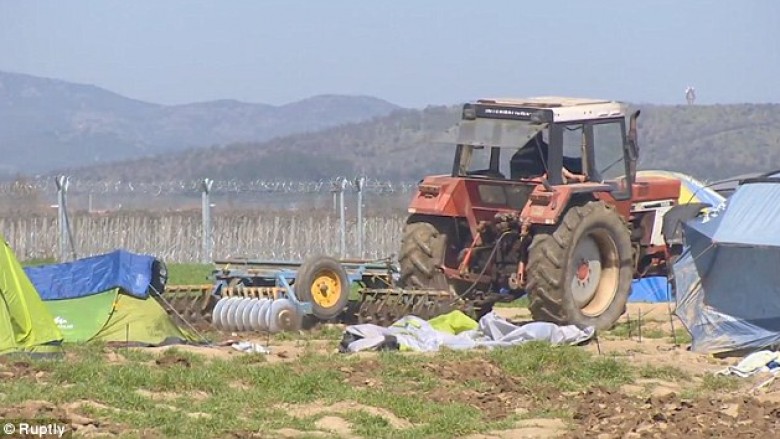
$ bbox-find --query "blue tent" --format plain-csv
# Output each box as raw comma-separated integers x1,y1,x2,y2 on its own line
629,276,672,303
673,176,780,354
24,250,161,301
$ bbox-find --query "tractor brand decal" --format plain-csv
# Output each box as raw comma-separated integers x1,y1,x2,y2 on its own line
474,105,545,121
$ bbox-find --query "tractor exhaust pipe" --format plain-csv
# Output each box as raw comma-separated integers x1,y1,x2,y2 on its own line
627,110,641,181
628,110,640,154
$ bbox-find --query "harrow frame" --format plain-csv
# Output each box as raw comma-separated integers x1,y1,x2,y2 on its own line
160,257,398,326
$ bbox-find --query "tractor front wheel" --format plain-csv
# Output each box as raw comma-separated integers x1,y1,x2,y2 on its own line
526,201,633,330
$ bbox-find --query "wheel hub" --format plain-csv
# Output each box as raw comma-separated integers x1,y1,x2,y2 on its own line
570,236,603,309
576,260,590,282
569,229,620,317
310,270,341,308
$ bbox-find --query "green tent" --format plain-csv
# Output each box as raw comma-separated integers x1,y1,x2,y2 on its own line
0,236,63,356
44,288,196,345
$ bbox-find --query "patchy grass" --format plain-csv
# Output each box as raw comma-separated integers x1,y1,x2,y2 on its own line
489,342,633,392
0,337,718,439
167,263,213,285
700,374,742,393
273,324,345,342
604,320,634,338
22,257,58,266
638,364,692,381
494,296,530,308
603,317,689,342
672,328,693,345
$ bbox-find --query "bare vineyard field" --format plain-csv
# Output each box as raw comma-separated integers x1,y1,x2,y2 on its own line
0,210,408,263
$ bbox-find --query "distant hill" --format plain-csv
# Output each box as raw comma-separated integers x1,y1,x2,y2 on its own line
0,71,400,175
62,102,780,183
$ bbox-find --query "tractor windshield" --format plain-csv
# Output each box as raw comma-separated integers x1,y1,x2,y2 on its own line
451,119,547,178
454,118,544,149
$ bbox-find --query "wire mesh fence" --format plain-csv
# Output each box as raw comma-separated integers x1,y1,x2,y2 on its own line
0,211,408,263
0,176,414,263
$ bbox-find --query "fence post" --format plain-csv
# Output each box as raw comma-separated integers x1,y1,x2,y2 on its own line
201,178,214,263
355,176,366,258
339,178,347,259
55,175,70,262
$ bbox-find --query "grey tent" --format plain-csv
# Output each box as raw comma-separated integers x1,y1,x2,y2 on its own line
674,174,780,354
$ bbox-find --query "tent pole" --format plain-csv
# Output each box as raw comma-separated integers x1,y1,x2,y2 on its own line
666,280,679,347
149,285,210,344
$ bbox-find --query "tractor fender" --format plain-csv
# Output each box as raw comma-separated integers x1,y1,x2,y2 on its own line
520,184,611,225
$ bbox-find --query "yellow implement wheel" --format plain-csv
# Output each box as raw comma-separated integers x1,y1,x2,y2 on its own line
310,269,342,308
296,255,350,320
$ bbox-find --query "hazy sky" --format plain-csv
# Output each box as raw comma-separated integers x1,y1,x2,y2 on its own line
1,1,778,108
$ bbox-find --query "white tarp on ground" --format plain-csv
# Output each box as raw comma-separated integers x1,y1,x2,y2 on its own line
715,350,780,378
342,312,595,353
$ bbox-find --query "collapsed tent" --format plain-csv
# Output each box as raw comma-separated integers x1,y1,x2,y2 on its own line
340,310,594,353
24,250,195,346
0,235,63,356
674,176,780,354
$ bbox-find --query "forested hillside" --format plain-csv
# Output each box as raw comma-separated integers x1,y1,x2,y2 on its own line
63,103,780,183
0,71,399,175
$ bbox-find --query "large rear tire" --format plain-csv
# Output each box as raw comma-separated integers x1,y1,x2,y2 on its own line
398,217,478,315
398,220,451,290
526,201,633,330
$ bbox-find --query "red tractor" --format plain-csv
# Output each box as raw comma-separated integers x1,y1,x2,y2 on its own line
357,97,682,330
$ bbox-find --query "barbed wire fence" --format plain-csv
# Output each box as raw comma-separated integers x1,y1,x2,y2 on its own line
0,176,418,197
0,176,417,263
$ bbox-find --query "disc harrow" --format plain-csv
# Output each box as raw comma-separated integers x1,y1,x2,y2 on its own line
355,288,469,323
157,284,215,324
159,256,398,331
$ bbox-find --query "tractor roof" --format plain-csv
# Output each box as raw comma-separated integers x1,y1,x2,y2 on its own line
473,96,627,123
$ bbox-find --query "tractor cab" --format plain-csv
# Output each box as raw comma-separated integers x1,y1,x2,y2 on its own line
450,97,639,201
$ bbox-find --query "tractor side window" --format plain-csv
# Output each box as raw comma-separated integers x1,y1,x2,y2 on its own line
593,122,626,181
561,124,585,174
467,146,491,171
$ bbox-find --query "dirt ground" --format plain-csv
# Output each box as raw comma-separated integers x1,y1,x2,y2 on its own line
147,304,780,437
3,303,780,438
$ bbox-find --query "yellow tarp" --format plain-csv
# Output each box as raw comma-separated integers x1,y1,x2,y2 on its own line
427,310,479,335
